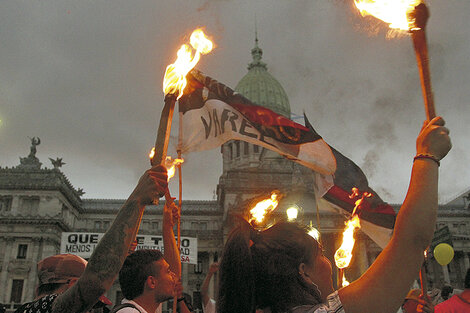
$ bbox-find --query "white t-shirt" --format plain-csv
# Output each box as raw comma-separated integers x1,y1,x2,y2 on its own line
287,291,345,313
204,298,216,313
117,299,162,313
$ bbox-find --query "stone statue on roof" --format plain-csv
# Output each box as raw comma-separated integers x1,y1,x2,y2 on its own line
28,137,41,157
18,137,42,169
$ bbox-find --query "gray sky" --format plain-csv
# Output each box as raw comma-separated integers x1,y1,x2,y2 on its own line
1,0,468,204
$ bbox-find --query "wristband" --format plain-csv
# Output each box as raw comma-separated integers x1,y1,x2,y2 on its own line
414,153,440,166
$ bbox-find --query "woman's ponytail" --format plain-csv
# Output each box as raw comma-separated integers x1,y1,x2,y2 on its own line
217,218,256,313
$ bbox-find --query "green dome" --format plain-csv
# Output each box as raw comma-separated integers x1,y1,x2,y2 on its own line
235,38,291,118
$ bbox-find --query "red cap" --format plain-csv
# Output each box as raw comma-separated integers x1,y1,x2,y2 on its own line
37,254,112,305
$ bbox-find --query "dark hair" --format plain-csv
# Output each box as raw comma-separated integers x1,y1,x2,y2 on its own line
465,268,470,289
217,220,322,313
36,283,66,297
119,249,164,299
441,285,453,300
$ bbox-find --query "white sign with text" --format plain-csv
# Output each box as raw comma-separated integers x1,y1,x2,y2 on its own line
60,232,197,264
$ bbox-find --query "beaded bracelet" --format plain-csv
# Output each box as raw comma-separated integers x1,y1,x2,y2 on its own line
413,153,440,166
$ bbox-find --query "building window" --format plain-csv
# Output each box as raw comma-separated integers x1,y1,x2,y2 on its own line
10,279,24,303
0,196,12,212
20,196,39,213
235,141,240,158
17,244,28,259
94,221,102,229
152,222,159,230
191,222,207,231
103,221,110,230
254,145,260,153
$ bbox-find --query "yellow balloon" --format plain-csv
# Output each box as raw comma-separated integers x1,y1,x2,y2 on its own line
434,243,454,266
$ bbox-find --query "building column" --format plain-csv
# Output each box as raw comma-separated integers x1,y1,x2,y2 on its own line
208,252,215,299
442,265,450,284
0,237,14,304
357,236,369,274
26,237,41,301
463,252,470,271
182,261,189,291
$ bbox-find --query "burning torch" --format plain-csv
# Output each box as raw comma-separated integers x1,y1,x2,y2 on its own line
354,0,435,120
248,191,281,228
353,0,435,295
152,28,213,194
151,28,213,312
334,189,371,288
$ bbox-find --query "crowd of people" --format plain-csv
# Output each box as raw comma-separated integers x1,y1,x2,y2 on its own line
11,116,464,313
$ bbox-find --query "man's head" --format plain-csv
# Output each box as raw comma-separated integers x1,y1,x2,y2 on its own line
119,249,176,302
441,285,453,300
36,254,112,306
36,254,87,296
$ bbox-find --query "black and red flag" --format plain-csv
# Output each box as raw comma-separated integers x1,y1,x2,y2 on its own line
304,116,396,248
178,69,337,176
179,69,395,247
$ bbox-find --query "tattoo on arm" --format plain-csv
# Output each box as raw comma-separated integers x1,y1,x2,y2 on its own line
53,199,144,313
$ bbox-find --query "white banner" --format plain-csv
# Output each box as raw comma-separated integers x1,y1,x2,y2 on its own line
60,232,198,264
180,99,336,175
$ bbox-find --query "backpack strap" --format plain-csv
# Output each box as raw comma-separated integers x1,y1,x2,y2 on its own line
110,303,142,313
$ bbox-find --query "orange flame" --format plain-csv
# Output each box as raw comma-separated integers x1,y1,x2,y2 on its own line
163,29,213,99
165,156,184,181
249,192,280,224
148,148,184,181
342,275,350,287
334,188,372,269
334,215,361,269
149,147,156,159
354,0,423,31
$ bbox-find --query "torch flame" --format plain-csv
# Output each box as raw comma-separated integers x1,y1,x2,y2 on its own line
249,192,280,224
165,156,184,181
149,147,156,159
163,29,213,99
149,148,184,181
334,215,361,269
354,0,423,31
342,276,350,287
334,188,372,269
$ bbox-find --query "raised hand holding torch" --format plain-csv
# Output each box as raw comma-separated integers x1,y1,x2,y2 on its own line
354,0,440,296
151,28,213,312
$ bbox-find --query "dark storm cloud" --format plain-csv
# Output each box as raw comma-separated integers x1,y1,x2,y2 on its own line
1,0,469,203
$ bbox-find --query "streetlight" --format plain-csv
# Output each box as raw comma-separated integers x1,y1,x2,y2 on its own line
286,205,299,221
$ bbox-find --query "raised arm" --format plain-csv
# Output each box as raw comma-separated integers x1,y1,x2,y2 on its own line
53,165,168,313
201,262,219,306
339,117,451,313
163,199,181,278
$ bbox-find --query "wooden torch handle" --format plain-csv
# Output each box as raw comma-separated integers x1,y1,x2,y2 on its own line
410,3,436,121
